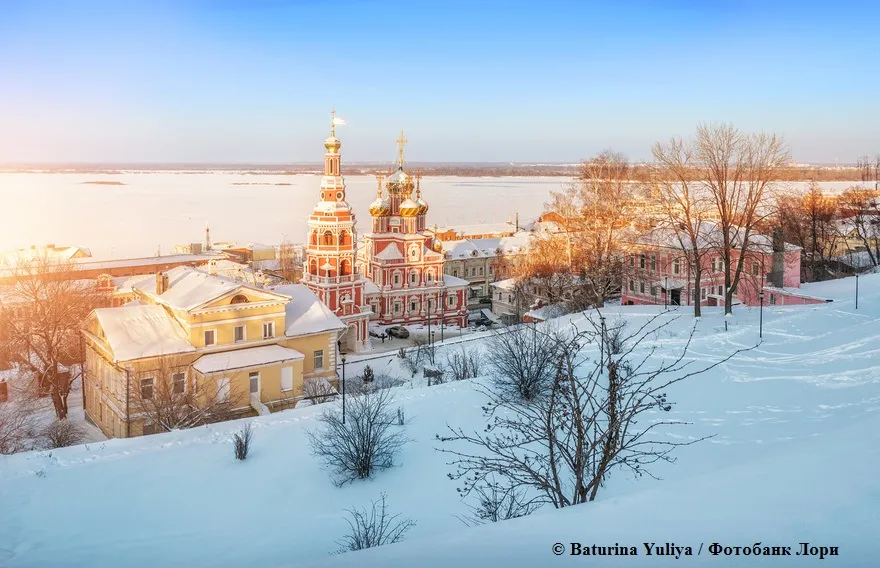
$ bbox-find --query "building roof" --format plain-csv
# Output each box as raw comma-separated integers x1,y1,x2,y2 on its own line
270,284,347,336
441,235,531,259
524,303,570,321
135,266,286,312
430,221,517,237
192,345,304,375
634,222,801,253
363,278,381,295
375,244,404,261
490,278,517,291
72,253,220,272
442,274,469,288
93,305,196,362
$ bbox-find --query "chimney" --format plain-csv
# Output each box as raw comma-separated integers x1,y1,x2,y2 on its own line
155,272,169,295
770,227,785,288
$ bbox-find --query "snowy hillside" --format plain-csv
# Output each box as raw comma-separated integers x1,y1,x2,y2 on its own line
1,275,878,567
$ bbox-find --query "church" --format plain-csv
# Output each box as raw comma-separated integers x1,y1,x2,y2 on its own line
301,113,468,353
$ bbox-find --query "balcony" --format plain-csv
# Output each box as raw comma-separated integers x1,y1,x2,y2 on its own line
303,273,356,285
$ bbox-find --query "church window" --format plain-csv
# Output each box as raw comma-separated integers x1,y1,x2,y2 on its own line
323,231,333,245
394,302,401,314
410,300,417,312
230,294,249,304
410,271,417,284
394,273,400,285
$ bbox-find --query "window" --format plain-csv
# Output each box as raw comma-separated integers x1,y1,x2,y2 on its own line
770,293,777,305
488,266,493,274
507,294,512,303
639,254,645,269
314,350,325,370
410,272,417,284
394,302,401,314
651,286,658,296
281,367,293,392
673,258,681,275
172,372,185,395
410,300,417,311
371,303,378,313
0,381,8,403
479,267,484,276
249,372,260,395
752,262,760,277
453,270,459,278
449,296,456,307
629,279,634,292
701,287,707,300
650,254,656,271
204,330,216,346
394,274,400,285
718,285,723,296
143,422,157,436
234,325,245,343
262,321,275,339
629,255,634,266
140,377,154,399
469,288,479,299
639,281,645,294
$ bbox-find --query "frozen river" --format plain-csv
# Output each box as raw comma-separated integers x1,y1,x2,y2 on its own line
0,173,571,259
0,173,861,260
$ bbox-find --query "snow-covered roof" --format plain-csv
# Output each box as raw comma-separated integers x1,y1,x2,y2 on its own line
431,221,517,236
270,284,346,337
490,278,517,291
363,278,380,295
634,222,800,253
763,286,831,303
192,345,304,375
524,303,570,321
441,235,531,259
136,266,285,312
72,253,220,272
442,274,469,288
93,305,196,362
375,244,404,261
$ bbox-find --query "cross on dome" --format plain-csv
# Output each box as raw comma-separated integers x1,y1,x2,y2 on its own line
396,130,408,167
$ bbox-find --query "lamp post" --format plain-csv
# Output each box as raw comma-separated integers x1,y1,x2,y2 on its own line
599,313,607,374
426,295,432,354
431,331,436,364
440,287,446,342
337,340,346,425
855,271,859,310
758,289,764,340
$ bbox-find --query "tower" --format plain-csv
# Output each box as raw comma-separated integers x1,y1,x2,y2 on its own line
302,110,372,353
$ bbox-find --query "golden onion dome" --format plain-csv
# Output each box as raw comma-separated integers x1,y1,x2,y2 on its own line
369,196,391,216
432,239,443,252
415,189,428,215
324,136,341,152
399,197,420,217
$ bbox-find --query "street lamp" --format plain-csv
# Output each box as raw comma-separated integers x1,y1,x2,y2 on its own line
855,271,859,310
440,286,447,342
758,289,764,340
664,276,668,311
337,340,347,425
599,313,607,373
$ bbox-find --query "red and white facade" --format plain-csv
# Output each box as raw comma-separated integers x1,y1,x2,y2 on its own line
356,135,468,327
622,227,830,308
301,118,372,353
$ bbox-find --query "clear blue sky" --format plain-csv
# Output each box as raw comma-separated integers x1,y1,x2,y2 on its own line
1,0,878,164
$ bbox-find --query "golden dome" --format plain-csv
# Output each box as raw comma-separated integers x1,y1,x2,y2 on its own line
399,197,420,217
432,239,443,252
415,188,429,215
369,196,391,216
386,167,414,193
324,136,341,153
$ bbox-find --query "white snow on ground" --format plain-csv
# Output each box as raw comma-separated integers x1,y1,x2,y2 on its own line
1,274,878,567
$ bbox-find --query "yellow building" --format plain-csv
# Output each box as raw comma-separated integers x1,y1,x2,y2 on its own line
81,266,345,438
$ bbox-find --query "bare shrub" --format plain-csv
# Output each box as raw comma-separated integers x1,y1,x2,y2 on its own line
302,377,336,405
486,324,561,401
42,419,85,449
446,345,484,381
458,477,541,526
0,382,41,454
401,337,430,377
439,312,749,508
233,422,254,461
336,493,416,553
361,365,375,384
307,388,408,485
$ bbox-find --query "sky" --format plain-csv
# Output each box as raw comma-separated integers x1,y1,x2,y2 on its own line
0,0,878,164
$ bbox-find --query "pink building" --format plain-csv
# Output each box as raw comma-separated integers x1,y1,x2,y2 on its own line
621,226,830,308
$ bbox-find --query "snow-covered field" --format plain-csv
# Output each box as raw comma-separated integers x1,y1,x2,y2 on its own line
0,173,862,260
0,173,567,259
0,274,878,567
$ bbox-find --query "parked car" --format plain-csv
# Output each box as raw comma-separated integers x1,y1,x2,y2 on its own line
368,330,381,338
386,326,410,339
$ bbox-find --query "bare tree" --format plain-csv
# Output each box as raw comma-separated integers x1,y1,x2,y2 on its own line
278,239,299,283
545,151,638,307
42,419,86,449
0,253,111,419
650,137,715,316
693,123,790,314
302,377,337,405
445,345,484,382
485,324,561,401
0,377,41,454
776,182,841,280
837,186,880,266
438,313,747,508
132,356,244,433
307,388,409,486
400,337,430,377
335,493,416,553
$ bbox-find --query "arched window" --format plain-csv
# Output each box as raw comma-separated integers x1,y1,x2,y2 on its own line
310,231,318,245
340,259,351,276
339,231,350,246
410,270,418,284
323,231,334,245
230,294,249,305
